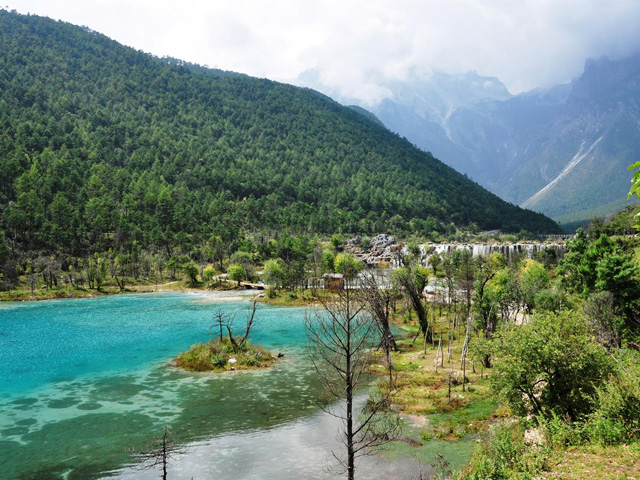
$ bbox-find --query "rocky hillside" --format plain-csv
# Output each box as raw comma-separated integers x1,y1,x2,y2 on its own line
357,56,640,226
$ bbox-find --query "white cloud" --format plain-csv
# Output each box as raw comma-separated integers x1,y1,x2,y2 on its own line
6,0,640,103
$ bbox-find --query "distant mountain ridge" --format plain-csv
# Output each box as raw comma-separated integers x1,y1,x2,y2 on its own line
340,56,640,225
0,10,559,257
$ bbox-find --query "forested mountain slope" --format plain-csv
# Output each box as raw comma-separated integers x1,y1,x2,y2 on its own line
0,10,559,257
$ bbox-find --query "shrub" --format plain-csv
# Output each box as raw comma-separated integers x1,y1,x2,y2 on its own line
538,412,583,448
462,422,550,480
492,311,613,421
585,416,625,445
585,348,640,444
534,288,569,313
210,353,227,369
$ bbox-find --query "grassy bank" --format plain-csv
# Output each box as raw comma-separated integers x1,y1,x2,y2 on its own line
0,276,245,302
257,288,332,307
360,310,505,477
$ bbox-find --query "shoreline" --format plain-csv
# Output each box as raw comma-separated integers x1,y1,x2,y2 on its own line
0,282,265,303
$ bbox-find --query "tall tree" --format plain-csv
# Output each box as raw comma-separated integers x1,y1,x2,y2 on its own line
393,265,431,343
360,270,400,384
306,285,398,480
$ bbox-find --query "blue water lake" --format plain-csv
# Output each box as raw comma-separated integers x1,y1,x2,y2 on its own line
0,292,465,479
0,292,335,479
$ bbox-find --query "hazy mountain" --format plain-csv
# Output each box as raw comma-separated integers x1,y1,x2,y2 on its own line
359,56,640,225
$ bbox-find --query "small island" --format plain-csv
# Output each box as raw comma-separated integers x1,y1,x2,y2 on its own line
173,299,279,372
173,337,276,372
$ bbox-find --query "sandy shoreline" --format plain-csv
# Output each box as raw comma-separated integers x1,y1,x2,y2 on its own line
0,284,263,303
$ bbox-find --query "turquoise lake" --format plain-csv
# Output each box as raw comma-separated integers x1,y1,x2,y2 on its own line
0,292,462,479
0,292,335,479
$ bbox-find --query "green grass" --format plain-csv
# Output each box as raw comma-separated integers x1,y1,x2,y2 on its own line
429,398,499,433
381,435,478,475
258,288,333,307
173,337,275,372
540,443,640,480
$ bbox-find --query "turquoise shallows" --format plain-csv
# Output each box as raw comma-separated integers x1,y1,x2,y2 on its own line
0,293,323,479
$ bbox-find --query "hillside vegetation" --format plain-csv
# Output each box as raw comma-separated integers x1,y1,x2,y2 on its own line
0,10,559,263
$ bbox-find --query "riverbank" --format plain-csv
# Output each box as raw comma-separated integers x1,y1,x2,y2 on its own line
363,319,502,475
0,278,257,302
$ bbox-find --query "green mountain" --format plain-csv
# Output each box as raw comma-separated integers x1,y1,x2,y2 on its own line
0,10,559,257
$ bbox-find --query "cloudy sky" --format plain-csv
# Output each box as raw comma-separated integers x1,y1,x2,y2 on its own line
6,0,640,105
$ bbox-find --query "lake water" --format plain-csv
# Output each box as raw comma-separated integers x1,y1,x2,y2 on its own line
0,292,469,479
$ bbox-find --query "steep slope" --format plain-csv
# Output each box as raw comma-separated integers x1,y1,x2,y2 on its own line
508,55,640,218
365,56,640,224
368,71,514,180
0,11,559,257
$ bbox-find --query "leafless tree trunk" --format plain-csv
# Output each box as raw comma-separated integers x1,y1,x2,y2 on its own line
306,286,399,480
226,299,258,352
211,311,228,341
127,427,190,480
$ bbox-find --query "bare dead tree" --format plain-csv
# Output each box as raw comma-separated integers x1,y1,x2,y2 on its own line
127,427,191,480
226,299,258,352
306,286,399,480
210,310,229,341
359,270,399,385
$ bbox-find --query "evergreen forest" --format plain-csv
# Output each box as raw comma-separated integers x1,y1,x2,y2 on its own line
0,10,559,267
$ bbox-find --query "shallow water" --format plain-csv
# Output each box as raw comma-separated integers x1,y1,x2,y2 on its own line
0,293,327,479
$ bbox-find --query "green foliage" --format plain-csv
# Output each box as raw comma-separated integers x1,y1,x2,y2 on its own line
263,258,286,289
334,252,363,281
0,10,559,262
473,255,501,339
229,251,254,280
227,264,245,286
165,256,183,279
202,264,215,283
533,288,569,313
584,291,625,348
428,252,442,276
597,205,640,236
0,231,10,264
586,349,640,445
492,311,614,421
181,260,199,284
560,229,640,336
393,265,431,340
463,422,550,480
628,160,640,229
329,235,343,252
519,259,550,312
322,249,335,273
